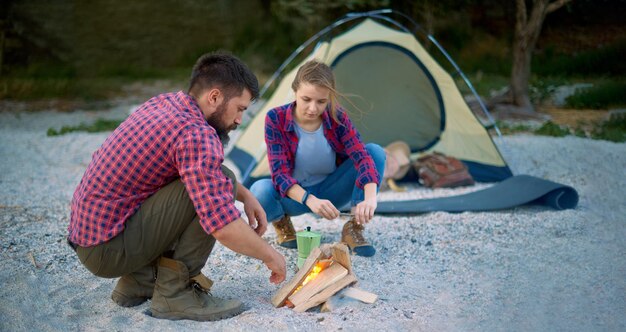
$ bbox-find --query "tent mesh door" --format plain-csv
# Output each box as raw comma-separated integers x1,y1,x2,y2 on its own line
332,42,444,152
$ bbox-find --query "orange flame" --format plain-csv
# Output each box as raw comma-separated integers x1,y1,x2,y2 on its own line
293,261,329,294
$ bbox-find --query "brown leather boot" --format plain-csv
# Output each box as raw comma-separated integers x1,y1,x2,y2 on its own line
111,263,156,307
272,215,297,248
151,257,243,321
341,218,376,257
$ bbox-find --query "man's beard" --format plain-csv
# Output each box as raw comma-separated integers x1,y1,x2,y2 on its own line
206,102,238,145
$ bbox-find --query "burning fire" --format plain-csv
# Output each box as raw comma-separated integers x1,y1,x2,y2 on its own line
292,260,332,294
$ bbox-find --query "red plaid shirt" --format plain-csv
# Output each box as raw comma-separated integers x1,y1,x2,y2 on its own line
265,102,380,197
68,91,240,247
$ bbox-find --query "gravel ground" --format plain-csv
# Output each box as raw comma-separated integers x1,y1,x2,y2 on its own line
1,106,625,331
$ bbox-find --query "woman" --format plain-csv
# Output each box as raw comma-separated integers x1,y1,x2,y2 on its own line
250,60,385,257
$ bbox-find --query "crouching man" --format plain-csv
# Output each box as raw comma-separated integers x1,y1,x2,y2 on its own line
67,52,286,321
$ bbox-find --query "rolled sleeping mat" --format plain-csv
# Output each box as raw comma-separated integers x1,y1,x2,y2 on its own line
376,174,579,214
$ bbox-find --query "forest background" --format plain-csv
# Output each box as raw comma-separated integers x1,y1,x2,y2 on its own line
1,0,624,138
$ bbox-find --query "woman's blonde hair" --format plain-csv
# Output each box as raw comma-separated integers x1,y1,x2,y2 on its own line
291,60,341,122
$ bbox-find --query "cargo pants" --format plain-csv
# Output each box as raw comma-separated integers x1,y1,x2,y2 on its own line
72,166,237,278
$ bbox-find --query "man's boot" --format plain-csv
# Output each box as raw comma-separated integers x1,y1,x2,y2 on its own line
341,218,376,257
111,263,156,307
151,257,243,321
272,215,297,248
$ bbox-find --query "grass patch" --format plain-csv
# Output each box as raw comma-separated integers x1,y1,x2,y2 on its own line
499,111,626,143
590,112,626,142
1,61,190,102
534,121,570,137
495,121,533,135
565,81,626,109
47,118,124,136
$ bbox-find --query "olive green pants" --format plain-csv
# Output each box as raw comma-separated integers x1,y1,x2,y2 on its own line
75,166,237,278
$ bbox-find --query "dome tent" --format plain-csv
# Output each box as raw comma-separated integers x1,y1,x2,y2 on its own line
227,9,512,187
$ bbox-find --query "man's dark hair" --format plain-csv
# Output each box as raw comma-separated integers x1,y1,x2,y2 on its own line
188,51,259,101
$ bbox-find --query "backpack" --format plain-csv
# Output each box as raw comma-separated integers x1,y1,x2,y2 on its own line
413,152,475,188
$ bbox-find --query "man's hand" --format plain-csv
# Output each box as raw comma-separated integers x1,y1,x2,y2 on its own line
242,193,268,236
306,195,340,220
212,218,285,285
264,248,286,284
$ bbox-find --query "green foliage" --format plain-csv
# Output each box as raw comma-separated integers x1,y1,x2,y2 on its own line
8,63,77,79
565,81,626,109
94,66,170,80
495,121,533,135
591,112,626,142
529,77,569,104
47,118,124,136
454,72,507,97
534,121,570,137
0,77,126,101
534,40,626,77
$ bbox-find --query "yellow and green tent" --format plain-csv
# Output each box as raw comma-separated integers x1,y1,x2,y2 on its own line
228,10,512,187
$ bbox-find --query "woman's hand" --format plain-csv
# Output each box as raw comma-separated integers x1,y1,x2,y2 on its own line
306,195,340,220
353,183,378,224
354,196,377,224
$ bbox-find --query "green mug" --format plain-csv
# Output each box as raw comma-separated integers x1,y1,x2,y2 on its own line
296,226,321,269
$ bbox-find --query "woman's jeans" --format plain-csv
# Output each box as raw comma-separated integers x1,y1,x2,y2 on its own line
250,143,386,222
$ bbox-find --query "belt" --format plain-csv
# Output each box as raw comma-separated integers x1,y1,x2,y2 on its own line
67,239,78,252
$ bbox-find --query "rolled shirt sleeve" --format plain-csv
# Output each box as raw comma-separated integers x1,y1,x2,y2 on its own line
174,126,240,235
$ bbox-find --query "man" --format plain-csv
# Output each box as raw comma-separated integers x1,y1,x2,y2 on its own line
67,52,286,321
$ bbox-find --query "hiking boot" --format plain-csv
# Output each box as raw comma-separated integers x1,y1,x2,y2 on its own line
151,257,243,321
341,219,376,257
111,263,157,307
272,215,297,248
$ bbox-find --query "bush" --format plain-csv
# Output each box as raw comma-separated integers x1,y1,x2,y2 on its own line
534,40,626,77
565,81,626,109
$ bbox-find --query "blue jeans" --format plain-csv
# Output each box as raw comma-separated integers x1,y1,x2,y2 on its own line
250,143,386,222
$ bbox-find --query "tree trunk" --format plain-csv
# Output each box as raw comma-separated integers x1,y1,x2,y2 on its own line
509,0,571,113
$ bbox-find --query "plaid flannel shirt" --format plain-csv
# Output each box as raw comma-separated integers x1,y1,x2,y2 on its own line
68,91,240,247
264,102,380,197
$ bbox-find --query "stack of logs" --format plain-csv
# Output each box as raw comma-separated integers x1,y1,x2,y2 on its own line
271,242,377,312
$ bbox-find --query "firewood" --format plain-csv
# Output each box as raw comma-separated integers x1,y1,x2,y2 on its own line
293,274,358,313
288,263,348,307
331,243,352,275
271,247,324,307
317,259,333,270
319,243,333,257
342,287,378,304
320,300,333,313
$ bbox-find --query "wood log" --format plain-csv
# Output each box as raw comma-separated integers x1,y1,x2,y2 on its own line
320,300,333,313
293,274,358,313
331,243,353,275
271,247,324,307
342,287,378,304
288,263,348,307
317,259,333,271
319,243,333,257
